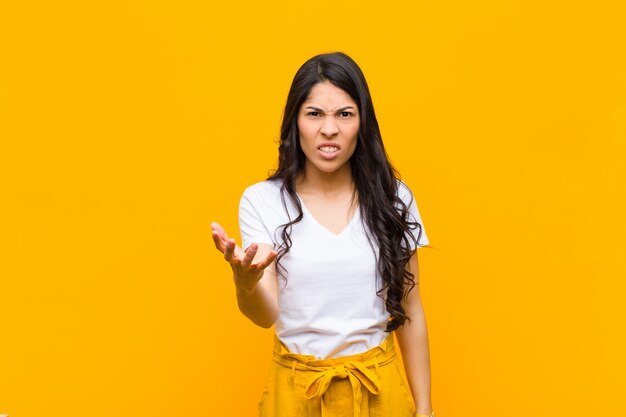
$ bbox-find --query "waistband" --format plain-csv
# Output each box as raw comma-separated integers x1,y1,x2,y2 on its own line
272,335,397,417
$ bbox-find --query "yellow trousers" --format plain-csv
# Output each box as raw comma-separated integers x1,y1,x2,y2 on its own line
259,335,416,417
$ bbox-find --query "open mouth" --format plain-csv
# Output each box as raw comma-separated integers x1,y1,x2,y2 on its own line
318,144,340,159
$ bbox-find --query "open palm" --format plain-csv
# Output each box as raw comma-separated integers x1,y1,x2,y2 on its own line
210,222,277,291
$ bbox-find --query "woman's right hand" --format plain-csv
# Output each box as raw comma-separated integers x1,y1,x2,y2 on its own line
210,222,278,293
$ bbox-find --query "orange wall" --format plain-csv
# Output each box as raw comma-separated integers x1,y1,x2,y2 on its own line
1,1,625,416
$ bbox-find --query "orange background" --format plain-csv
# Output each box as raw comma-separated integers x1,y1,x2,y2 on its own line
1,1,625,416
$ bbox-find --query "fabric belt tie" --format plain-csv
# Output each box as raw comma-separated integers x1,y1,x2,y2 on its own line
272,335,397,417
304,360,381,417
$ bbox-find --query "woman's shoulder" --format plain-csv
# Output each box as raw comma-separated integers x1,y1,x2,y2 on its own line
394,178,415,202
241,178,283,200
240,178,292,220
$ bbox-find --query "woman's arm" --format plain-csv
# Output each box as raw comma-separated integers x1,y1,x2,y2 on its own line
394,250,434,415
211,222,279,328
232,242,279,328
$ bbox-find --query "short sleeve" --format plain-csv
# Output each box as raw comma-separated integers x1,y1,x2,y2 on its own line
238,187,275,251
397,181,430,250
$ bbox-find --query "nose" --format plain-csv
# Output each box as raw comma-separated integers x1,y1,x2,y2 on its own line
320,116,339,136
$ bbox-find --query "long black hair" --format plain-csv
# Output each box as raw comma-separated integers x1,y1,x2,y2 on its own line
267,52,423,331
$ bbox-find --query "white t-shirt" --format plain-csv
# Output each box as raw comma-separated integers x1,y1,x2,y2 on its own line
238,179,429,359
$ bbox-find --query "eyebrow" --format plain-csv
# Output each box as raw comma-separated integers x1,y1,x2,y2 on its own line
304,106,356,112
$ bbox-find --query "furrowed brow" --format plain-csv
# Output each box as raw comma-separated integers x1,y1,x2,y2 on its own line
304,106,356,113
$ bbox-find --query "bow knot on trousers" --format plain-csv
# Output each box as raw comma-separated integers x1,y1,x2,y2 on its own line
258,335,417,417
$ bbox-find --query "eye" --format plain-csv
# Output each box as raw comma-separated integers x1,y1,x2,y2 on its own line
306,111,321,117
339,111,353,118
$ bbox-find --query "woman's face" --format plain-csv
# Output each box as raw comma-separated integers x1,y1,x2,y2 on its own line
297,80,360,177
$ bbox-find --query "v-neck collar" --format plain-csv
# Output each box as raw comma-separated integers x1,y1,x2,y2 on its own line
296,193,360,238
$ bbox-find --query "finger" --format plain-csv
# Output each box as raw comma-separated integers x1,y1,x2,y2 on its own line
252,250,278,271
224,238,238,263
211,230,226,253
210,222,229,249
240,243,258,269
211,222,230,242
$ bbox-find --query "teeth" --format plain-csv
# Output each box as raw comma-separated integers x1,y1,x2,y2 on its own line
319,146,338,153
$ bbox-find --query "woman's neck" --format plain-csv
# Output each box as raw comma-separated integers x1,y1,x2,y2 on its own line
296,161,354,195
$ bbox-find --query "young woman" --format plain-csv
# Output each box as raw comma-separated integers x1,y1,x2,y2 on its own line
211,52,435,417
